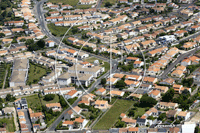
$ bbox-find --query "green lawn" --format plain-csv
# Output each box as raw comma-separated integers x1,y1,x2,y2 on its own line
48,0,79,6
27,62,49,85
40,94,60,106
101,0,117,7
47,23,81,37
0,117,15,132
93,99,134,130
133,107,146,119
76,4,92,9
84,57,110,72
0,63,11,89
24,95,42,112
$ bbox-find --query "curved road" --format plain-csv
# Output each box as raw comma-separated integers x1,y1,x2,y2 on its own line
35,0,118,131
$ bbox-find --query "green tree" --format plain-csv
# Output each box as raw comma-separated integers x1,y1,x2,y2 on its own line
36,39,45,48
161,88,174,102
115,120,126,128
101,78,106,85
139,94,157,107
43,94,55,101
0,33,5,38
115,80,126,89
158,113,166,120
104,2,112,7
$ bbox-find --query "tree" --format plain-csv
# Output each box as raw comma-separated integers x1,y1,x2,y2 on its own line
115,120,126,128
195,126,200,133
0,33,5,38
115,80,126,89
25,39,34,46
105,2,112,7
158,113,166,120
43,94,55,101
5,94,15,102
128,109,135,117
161,88,174,102
101,78,106,85
139,94,157,107
36,39,45,48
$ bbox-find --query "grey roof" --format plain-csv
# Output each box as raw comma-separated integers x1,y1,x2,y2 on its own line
137,118,146,123
13,58,29,70
10,71,27,83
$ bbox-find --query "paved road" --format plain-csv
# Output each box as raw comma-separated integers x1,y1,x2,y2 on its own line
161,47,200,78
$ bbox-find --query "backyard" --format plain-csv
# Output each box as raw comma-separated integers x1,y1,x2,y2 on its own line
0,63,11,89
93,99,134,130
0,117,15,132
84,57,110,73
27,62,50,85
24,94,42,112
47,23,80,37
48,0,79,6
101,0,117,7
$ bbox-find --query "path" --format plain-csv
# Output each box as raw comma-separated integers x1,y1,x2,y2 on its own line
2,69,8,89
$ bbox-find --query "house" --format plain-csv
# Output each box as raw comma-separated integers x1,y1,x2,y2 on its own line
166,110,177,119
62,121,74,130
143,77,157,84
157,102,178,109
57,72,72,86
126,57,139,62
65,90,80,99
106,78,118,85
74,117,88,128
120,113,127,118
182,42,197,50
148,90,161,99
154,85,168,93
46,103,62,112
2,39,13,44
109,90,125,97
95,88,106,95
94,100,108,110
177,111,190,121
174,30,188,37
65,106,82,119
121,118,136,127
181,58,191,66
171,69,184,78
133,61,144,68
160,78,175,85
18,111,25,119
30,112,44,123
136,118,147,126
46,40,55,47
128,127,139,133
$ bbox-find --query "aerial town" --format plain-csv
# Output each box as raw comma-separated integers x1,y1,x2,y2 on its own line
1,0,200,132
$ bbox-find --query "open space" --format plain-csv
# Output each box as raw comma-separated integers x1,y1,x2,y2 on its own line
101,0,117,7
76,4,92,9
24,94,42,112
93,99,134,130
84,57,110,72
27,62,50,85
0,117,15,132
48,0,79,6
40,94,60,106
0,63,11,89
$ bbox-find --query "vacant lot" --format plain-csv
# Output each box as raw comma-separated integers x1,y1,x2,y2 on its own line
84,57,110,73
93,99,134,130
0,63,10,89
0,117,15,132
24,95,42,112
76,4,92,9
40,94,60,106
48,23,70,37
27,62,49,85
48,0,79,6
101,0,117,7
